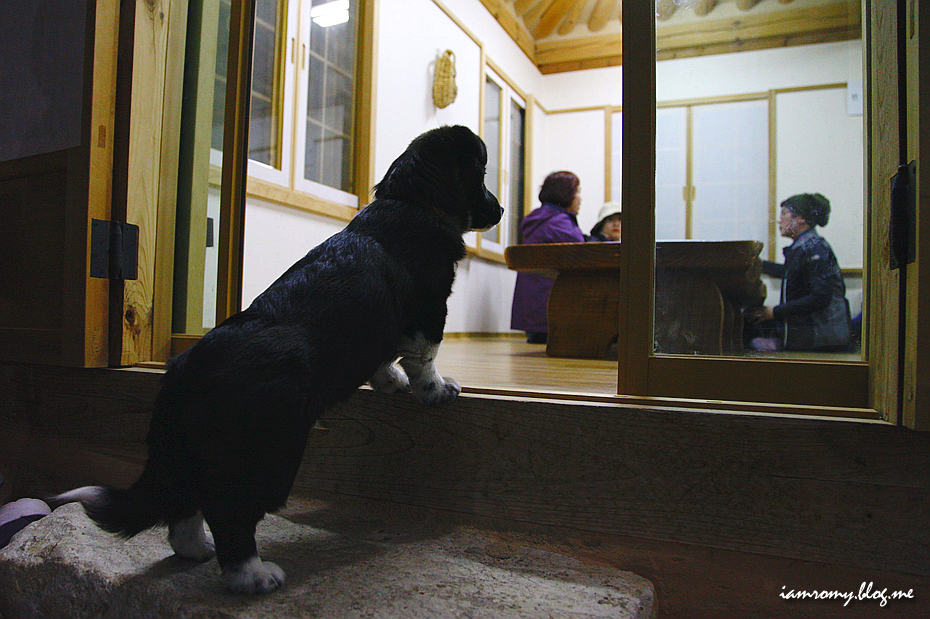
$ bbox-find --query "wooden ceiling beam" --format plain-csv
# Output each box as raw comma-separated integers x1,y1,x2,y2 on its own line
477,0,537,63
536,30,622,67
556,0,588,35
694,0,717,17
657,2,860,58
523,0,557,31
480,0,861,74
736,0,762,10
514,0,539,16
588,0,617,32
534,0,578,39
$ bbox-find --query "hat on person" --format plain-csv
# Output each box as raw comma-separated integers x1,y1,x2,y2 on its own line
782,193,830,227
591,201,622,236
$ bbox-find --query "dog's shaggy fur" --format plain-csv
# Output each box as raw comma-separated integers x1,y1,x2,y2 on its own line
55,126,502,594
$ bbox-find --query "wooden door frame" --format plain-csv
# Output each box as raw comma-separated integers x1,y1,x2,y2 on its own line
902,0,930,429
619,0,910,418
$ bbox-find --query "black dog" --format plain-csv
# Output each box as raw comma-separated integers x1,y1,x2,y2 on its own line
56,125,502,594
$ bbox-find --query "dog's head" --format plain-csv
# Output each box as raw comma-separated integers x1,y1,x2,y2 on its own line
374,125,503,232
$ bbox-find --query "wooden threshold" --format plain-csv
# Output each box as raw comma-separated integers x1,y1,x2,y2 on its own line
146,336,878,421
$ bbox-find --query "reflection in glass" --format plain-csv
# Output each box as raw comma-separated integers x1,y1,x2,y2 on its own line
654,0,864,360
174,0,234,334
212,0,282,168
482,77,502,246
508,99,525,246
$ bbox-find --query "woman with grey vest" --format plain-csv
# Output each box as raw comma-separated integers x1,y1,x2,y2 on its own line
747,193,852,352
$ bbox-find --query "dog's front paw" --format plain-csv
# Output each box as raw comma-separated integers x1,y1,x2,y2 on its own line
416,377,461,407
369,362,411,393
223,557,285,594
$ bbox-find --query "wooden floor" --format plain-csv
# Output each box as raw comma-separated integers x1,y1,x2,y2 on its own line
437,338,618,396
436,336,862,399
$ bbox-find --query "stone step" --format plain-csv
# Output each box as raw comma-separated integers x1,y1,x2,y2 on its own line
0,503,655,618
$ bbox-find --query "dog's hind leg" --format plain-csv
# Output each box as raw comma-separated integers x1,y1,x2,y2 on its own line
397,333,460,406
168,512,216,561
203,507,284,594
368,360,411,393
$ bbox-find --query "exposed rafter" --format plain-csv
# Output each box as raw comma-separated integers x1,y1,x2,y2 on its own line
588,0,617,32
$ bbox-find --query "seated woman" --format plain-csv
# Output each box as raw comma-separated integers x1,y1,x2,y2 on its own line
747,193,852,352
510,171,585,344
587,201,622,242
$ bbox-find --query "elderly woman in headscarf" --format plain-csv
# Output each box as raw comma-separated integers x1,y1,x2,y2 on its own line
587,201,622,242
747,193,852,352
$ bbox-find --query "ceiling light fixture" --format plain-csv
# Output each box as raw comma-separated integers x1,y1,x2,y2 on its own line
311,0,349,27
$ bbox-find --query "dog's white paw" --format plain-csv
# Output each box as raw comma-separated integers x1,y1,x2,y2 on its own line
369,361,411,393
169,514,216,562
223,557,285,594
416,376,461,406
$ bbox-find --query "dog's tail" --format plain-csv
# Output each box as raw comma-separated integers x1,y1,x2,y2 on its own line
53,388,181,537
53,472,171,538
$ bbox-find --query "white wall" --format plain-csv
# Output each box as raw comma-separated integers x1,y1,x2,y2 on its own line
536,110,607,235
656,40,862,101
539,66,622,110
373,0,483,179
241,199,345,308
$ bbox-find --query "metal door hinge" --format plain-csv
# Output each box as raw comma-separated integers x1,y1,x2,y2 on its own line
90,219,139,280
890,161,916,270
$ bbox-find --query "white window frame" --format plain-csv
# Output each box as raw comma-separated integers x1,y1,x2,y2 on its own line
210,0,359,208
292,0,359,208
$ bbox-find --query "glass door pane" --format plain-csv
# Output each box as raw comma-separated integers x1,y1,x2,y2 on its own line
642,0,869,408
173,0,233,335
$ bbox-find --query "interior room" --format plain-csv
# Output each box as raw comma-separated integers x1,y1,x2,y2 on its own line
2,0,929,616
170,0,871,400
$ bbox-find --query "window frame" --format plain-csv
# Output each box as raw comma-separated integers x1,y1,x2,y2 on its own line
478,64,526,259
292,0,362,207
210,0,371,213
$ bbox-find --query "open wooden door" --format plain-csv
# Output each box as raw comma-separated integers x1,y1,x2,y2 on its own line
0,0,118,368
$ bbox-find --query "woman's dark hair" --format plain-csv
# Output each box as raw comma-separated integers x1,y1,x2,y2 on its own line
538,171,579,209
782,193,831,227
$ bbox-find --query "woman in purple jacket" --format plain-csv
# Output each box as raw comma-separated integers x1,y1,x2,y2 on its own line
510,171,585,343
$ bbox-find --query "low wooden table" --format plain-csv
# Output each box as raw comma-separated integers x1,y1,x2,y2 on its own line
505,241,766,359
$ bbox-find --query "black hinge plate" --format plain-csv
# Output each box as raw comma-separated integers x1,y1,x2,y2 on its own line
90,219,139,280
890,160,917,270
